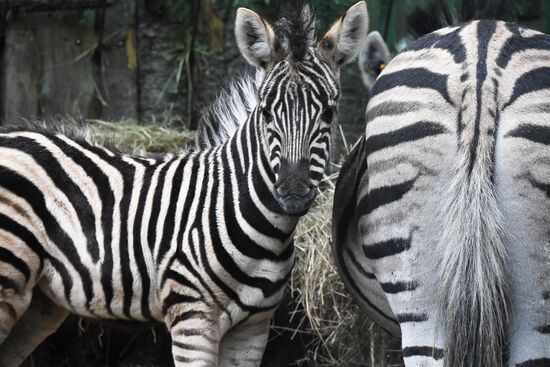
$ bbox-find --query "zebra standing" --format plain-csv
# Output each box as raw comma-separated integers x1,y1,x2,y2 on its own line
0,1,368,366
332,20,550,367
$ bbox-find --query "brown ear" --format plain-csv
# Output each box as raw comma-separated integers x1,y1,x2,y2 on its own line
235,8,281,69
317,1,369,68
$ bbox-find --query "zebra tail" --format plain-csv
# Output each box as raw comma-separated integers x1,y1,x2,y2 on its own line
437,142,509,365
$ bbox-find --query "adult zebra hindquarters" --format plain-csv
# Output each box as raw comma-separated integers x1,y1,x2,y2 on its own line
436,25,509,367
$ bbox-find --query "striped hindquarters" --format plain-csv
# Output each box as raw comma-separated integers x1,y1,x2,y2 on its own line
0,129,166,321
334,19,550,366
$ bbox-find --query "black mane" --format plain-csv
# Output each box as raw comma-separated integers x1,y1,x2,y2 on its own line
276,0,316,61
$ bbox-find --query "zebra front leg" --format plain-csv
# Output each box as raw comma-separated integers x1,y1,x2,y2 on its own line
0,289,68,367
167,309,221,367
218,317,271,367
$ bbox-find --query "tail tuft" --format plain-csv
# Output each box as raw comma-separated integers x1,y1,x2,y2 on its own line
437,165,509,367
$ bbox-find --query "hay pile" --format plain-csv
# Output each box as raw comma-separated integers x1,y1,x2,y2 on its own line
87,119,196,153
289,170,402,366
85,120,402,366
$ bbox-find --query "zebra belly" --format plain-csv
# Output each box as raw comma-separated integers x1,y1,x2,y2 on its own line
37,258,162,321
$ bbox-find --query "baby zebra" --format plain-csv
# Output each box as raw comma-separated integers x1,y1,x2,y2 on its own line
333,19,550,367
0,1,368,366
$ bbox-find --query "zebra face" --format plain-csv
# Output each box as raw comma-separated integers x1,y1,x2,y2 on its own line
259,58,338,215
235,1,369,215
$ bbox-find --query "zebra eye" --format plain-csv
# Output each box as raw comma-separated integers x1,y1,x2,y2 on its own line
261,108,272,122
320,107,336,123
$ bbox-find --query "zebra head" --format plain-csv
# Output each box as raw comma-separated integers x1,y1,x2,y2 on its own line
235,1,369,215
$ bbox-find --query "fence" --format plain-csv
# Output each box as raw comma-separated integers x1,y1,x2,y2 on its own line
0,0,254,128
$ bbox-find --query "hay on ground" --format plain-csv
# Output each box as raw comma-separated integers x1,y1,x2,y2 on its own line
87,119,196,153
289,171,403,366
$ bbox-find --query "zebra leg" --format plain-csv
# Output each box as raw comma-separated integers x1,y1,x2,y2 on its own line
0,289,68,367
218,317,271,367
497,127,550,367
398,316,444,367
168,311,221,367
0,289,31,347
504,224,550,367
0,249,35,347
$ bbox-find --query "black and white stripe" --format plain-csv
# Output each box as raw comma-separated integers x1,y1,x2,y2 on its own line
333,20,550,367
0,1,369,366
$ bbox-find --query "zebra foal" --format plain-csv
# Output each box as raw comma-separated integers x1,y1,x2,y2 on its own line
0,1,368,366
333,19,550,367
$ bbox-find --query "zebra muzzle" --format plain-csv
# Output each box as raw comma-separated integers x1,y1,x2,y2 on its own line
274,162,317,216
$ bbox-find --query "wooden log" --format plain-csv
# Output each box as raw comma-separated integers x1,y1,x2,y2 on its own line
7,0,114,12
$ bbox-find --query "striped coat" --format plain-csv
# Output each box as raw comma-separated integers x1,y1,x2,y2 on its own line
333,20,550,367
0,1,369,366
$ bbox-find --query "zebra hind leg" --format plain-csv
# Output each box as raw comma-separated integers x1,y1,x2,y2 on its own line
0,264,33,346
0,289,68,367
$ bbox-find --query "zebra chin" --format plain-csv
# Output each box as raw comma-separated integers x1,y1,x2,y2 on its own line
274,189,317,216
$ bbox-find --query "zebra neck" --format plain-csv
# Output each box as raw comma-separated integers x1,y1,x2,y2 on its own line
224,113,299,244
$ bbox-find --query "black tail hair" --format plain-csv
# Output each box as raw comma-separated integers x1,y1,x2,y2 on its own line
407,0,513,38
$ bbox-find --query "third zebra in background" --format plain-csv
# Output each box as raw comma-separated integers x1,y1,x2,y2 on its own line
333,11,550,367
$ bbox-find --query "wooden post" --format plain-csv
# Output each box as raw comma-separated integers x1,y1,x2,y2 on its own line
32,12,100,118
100,0,138,120
136,0,187,126
2,17,40,122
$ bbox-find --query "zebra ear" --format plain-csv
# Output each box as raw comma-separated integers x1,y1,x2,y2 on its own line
317,1,369,68
359,31,391,91
235,8,281,69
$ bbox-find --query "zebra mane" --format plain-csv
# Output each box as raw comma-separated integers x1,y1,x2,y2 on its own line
0,118,100,145
195,71,260,150
275,0,316,61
